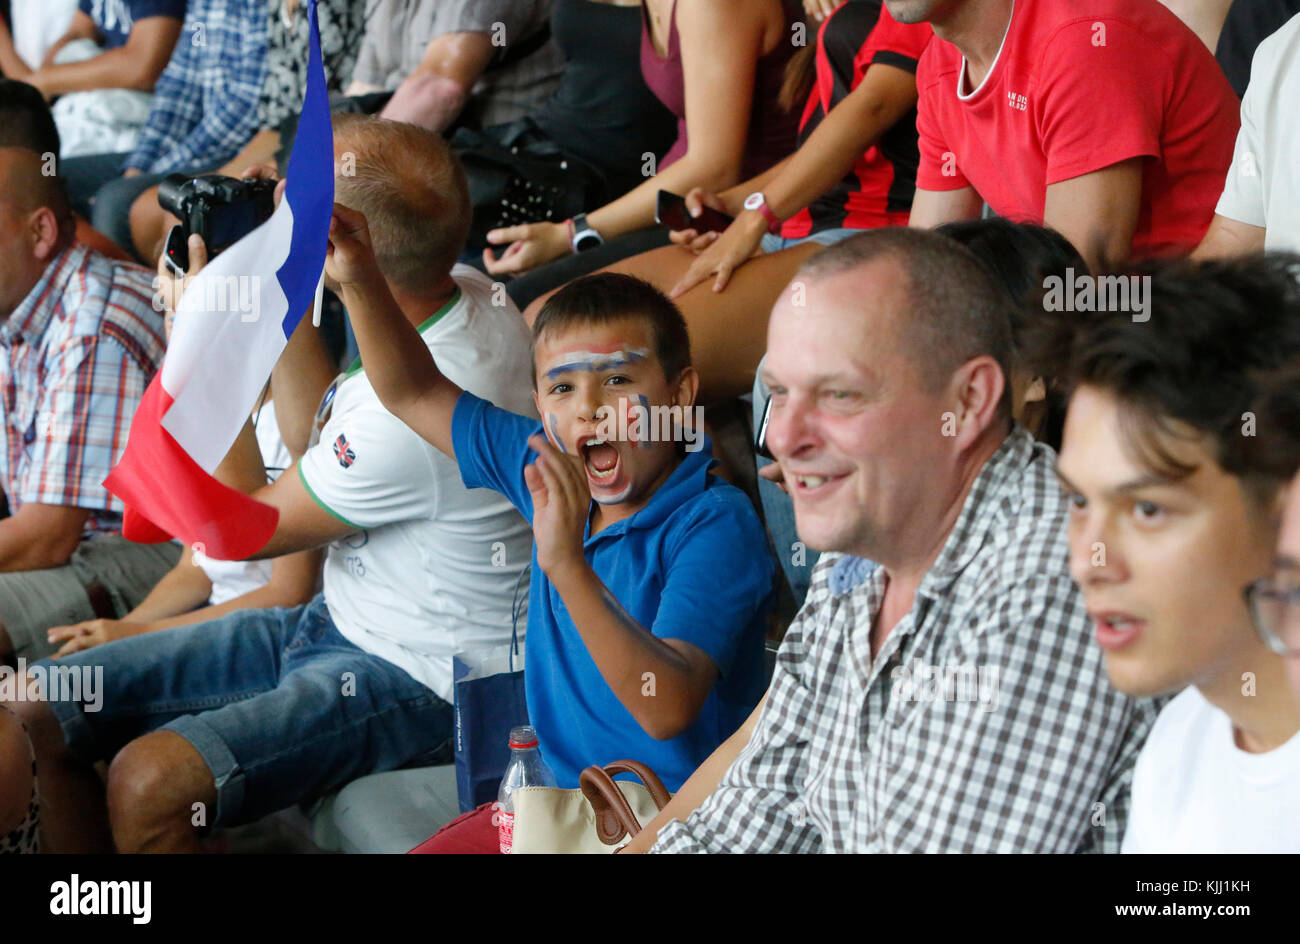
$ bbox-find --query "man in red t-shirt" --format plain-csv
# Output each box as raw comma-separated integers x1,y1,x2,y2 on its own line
889,0,1239,267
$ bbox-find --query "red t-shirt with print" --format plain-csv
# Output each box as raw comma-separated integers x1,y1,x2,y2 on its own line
914,0,1239,257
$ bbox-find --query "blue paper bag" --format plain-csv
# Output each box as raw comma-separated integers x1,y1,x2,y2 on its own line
452,568,529,812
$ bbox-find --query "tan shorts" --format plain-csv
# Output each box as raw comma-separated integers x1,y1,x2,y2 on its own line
0,535,181,663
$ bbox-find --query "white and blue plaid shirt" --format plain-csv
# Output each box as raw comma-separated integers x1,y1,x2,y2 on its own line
652,428,1161,854
125,0,269,174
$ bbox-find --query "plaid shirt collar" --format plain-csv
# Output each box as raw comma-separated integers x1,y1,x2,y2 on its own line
1,242,87,349
823,426,1034,606
920,424,1034,594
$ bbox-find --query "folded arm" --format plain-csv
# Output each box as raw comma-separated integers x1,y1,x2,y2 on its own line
28,16,182,96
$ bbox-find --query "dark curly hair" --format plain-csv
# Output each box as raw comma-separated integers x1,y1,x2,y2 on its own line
1022,252,1300,499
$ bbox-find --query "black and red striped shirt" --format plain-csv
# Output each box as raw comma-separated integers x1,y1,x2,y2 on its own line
781,1,932,239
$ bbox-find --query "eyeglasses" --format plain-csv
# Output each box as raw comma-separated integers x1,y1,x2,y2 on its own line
1243,575,1300,658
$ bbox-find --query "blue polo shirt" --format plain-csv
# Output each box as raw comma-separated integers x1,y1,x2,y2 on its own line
452,391,772,790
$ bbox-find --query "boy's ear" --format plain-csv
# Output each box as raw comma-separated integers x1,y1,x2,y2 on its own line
532,389,542,418
671,366,700,409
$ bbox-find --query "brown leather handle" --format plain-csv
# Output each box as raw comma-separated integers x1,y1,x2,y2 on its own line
579,759,672,846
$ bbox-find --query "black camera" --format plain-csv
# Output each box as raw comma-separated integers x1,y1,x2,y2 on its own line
157,173,277,273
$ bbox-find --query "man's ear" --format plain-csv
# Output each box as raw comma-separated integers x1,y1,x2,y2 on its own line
948,355,1006,451
671,365,700,410
28,206,62,263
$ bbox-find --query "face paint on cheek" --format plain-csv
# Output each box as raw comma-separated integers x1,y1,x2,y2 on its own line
626,394,650,449
591,480,634,505
547,413,565,454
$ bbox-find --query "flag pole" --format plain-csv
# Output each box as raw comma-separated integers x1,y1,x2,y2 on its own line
311,269,325,327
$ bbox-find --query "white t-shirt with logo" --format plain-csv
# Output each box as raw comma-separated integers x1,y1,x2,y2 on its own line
1215,12,1300,252
1122,686,1300,853
199,401,293,605
298,265,536,702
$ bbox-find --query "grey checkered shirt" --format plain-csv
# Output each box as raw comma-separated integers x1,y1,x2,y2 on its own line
652,427,1160,853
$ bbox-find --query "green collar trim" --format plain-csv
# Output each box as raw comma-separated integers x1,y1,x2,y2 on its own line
344,288,461,378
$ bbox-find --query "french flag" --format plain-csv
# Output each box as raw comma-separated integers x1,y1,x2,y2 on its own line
104,0,334,561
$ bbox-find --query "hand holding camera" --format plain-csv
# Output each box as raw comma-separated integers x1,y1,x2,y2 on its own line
158,170,279,276
155,233,209,343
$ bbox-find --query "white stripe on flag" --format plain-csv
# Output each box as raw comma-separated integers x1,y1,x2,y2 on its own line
160,199,302,473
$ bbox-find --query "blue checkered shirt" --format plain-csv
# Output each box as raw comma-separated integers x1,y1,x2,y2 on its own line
125,0,269,174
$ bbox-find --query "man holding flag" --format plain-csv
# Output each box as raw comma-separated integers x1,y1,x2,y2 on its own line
2,4,537,853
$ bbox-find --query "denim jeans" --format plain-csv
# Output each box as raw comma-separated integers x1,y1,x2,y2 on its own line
760,226,861,254
61,150,132,220
44,594,454,826
752,364,820,608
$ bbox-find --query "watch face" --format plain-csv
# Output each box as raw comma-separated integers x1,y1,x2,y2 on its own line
574,231,603,253
744,193,764,211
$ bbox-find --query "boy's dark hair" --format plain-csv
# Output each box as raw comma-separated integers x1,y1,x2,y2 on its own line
1243,365,1300,483
530,273,692,386
0,78,61,157
1025,253,1300,500
938,218,1087,449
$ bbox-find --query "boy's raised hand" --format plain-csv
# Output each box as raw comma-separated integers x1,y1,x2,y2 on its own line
325,202,384,288
524,433,591,577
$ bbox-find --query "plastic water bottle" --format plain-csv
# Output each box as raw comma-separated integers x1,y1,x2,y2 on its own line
496,725,558,854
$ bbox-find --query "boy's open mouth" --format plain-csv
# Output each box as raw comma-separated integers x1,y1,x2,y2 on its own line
581,437,622,484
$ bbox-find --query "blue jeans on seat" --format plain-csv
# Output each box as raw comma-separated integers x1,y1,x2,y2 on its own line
760,226,861,254
43,594,454,827
752,364,821,608
61,151,133,220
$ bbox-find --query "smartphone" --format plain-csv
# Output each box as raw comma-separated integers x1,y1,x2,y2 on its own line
655,189,735,235
163,223,189,276
755,394,774,461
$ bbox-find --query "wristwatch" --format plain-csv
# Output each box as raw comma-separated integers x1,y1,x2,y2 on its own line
568,214,604,253
743,192,783,235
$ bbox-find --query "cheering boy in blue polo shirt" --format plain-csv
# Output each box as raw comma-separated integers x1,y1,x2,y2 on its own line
325,204,772,851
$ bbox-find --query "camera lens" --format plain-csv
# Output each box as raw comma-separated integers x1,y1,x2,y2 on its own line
157,174,192,217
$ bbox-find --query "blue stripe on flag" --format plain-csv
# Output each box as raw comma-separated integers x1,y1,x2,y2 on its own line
275,0,334,340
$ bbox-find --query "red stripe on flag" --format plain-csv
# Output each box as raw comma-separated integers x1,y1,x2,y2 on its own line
104,376,278,561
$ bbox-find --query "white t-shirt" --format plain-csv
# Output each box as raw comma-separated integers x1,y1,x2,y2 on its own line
10,0,77,71
1215,12,1300,252
1122,686,1300,853
298,265,536,702
199,401,293,605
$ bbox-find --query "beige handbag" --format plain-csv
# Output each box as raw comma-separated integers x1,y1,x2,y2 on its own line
508,760,672,854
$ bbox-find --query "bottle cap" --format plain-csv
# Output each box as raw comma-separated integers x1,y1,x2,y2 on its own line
509,725,539,749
